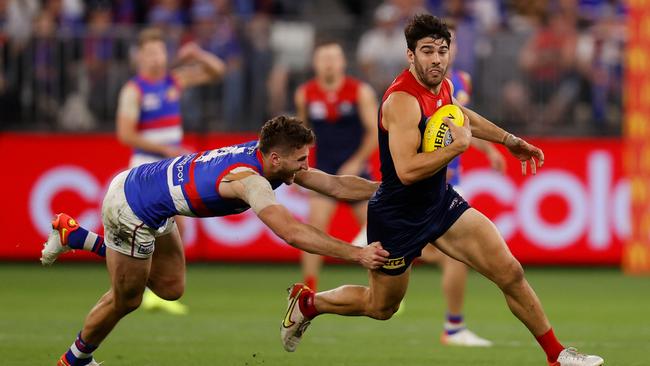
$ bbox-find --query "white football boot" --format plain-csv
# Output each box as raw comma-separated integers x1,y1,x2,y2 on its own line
281,283,313,352
440,327,493,347
41,213,77,265
550,347,604,366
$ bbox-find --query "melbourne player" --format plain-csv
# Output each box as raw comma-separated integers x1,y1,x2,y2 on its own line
280,15,604,366
418,20,506,347
294,40,378,291
41,116,389,366
118,28,225,314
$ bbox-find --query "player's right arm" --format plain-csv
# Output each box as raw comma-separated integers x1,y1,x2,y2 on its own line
218,173,389,269
116,82,183,157
383,92,471,185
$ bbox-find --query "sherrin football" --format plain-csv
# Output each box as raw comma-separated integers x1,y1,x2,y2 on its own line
422,104,465,153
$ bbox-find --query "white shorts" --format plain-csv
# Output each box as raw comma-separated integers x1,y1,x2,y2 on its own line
102,171,176,259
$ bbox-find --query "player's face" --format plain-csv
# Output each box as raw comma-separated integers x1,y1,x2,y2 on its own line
408,37,450,89
138,40,168,75
277,145,310,184
313,44,346,83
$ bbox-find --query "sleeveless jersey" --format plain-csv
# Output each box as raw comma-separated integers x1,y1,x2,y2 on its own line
373,69,453,209
447,69,472,186
302,76,364,174
130,73,183,159
124,140,283,229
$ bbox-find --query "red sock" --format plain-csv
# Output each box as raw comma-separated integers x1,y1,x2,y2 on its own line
298,289,319,319
304,276,318,292
535,328,565,363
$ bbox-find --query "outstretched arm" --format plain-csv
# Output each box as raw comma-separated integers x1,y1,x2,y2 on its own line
218,173,388,269
454,96,544,175
294,168,380,201
172,42,226,89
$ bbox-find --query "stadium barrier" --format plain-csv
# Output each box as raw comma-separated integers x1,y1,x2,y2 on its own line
1,133,627,265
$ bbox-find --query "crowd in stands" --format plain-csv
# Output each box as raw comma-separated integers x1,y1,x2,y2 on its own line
0,0,627,136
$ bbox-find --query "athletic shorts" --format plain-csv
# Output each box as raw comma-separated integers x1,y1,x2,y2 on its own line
102,171,176,259
367,184,470,275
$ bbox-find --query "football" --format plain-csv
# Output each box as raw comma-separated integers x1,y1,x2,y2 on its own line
422,104,465,152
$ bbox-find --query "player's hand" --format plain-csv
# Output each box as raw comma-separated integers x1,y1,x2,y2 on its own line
504,134,544,175
177,42,203,61
358,242,389,270
337,158,365,176
446,114,471,152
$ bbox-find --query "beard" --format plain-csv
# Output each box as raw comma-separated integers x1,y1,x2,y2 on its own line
414,59,446,89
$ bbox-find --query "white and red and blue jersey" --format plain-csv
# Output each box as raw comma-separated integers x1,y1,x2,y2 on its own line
124,140,284,229
130,73,183,159
447,69,472,187
303,76,364,174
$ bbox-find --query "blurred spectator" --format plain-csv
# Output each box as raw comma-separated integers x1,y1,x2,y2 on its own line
243,12,273,127
356,3,406,94
4,0,39,48
516,12,579,131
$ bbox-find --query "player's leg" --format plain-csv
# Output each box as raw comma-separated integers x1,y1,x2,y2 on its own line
142,222,189,315
301,194,337,291
59,248,151,365
281,267,410,352
434,208,602,364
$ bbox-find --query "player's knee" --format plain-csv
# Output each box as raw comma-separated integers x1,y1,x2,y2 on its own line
368,303,400,320
113,290,144,315
496,260,525,291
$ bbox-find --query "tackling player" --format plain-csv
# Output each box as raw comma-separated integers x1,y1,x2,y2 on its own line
41,116,389,366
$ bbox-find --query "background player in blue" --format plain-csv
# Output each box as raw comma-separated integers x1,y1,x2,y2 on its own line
418,19,507,347
40,116,389,366
115,27,226,315
294,40,378,291
281,15,604,366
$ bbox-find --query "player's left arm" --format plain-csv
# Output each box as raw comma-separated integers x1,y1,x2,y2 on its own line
447,78,544,175
294,168,380,202
172,42,226,89
336,83,379,176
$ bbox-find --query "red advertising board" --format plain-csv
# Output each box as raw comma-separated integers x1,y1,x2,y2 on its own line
0,133,627,265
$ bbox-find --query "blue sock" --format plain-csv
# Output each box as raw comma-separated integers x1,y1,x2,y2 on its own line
445,313,465,335
67,227,106,258
61,332,98,366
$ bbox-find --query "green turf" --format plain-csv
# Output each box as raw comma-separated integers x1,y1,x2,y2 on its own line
1,263,648,365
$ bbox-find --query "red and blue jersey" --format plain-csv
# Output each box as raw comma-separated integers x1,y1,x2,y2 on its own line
124,140,283,229
303,76,364,174
447,69,472,187
130,73,183,159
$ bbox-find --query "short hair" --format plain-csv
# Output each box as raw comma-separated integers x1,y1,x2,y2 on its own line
137,27,164,48
404,14,451,52
259,115,315,154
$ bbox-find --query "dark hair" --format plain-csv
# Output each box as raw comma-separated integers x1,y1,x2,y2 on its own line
259,115,315,154
137,27,164,48
404,14,451,51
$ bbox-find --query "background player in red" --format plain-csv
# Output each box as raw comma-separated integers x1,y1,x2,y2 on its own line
281,15,604,366
294,40,378,291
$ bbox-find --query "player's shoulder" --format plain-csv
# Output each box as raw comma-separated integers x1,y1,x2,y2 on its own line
381,91,420,120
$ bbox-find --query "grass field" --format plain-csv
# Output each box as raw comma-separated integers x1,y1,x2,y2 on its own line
1,263,648,365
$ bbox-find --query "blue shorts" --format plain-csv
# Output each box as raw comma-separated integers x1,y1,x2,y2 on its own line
367,185,470,275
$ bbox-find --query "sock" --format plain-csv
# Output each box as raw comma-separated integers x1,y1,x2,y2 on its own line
304,275,318,292
60,332,98,366
444,313,465,335
298,288,319,320
68,227,106,257
535,328,565,363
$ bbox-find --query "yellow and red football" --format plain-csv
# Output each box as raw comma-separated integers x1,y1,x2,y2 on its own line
422,104,465,152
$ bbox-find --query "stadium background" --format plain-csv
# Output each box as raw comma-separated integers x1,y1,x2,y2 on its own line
1,0,649,365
